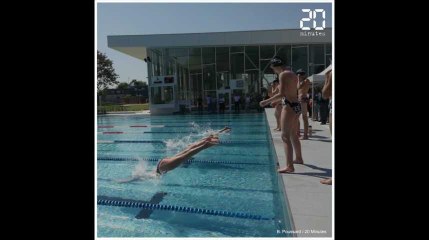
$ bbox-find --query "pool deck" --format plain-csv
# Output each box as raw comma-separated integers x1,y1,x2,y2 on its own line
265,108,332,238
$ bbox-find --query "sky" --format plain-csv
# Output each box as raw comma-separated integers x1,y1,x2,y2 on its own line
97,2,332,85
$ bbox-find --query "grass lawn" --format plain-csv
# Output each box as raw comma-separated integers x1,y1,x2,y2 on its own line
98,103,149,112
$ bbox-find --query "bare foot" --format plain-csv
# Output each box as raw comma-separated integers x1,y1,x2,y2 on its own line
300,136,309,140
275,128,281,131
293,159,304,164
320,178,332,185
205,138,220,146
273,127,281,131
278,167,295,173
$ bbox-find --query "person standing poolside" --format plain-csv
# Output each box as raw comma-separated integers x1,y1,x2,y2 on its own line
234,94,241,113
319,94,329,125
296,69,311,140
313,90,322,121
321,69,332,185
245,95,251,112
259,56,304,173
197,96,203,114
206,95,212,113
218,94,225,113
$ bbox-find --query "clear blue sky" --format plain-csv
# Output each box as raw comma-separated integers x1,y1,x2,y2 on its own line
97,2,332,85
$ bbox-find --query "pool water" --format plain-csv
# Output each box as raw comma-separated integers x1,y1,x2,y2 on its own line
97,113,292,237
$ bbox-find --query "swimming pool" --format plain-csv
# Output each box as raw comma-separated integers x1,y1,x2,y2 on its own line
97,113,293,237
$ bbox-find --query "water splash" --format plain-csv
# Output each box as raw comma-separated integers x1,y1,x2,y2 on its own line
163,123,230,154
116,158,159,183
131,158,158,180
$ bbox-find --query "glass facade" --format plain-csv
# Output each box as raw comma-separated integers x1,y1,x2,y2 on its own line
147,43,332,109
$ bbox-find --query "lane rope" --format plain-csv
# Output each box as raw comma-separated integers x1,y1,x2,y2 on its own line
97,196,273,221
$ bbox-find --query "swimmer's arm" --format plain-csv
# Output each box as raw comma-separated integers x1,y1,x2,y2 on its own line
260,93,282,107
260,72,293,106
217,126,231,133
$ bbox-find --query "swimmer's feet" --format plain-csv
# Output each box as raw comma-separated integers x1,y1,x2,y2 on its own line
278,166,295,173
293,158,304,164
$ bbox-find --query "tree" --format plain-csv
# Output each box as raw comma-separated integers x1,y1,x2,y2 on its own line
129,79,147,90
97,51,119,93
117,82,129,90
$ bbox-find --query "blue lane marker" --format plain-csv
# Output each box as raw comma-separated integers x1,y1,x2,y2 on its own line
97,156,269,165
97,196,274,221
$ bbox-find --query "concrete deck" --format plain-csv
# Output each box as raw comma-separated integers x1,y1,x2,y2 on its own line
265,108,332,238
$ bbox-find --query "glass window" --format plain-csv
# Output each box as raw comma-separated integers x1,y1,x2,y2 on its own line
310,64,326,75
164,86,174,104
310,44,325,65
244,70,259,95
152,48,163,76
190,73,202,102
245,46,259,70
326,44,332,55
203,64,216,91
292,46,308,73
189,48,201,74
326,54,332,66
217,72,230,90
260,45,275,59
173,48,189,67
174,48,188,58
150,86,174,104
150,49,162,76
230,46,244,53
326,44,332,66
260,59,274,74
151,86,163,104
216,47,229,72
202,47,215,64
231,53,244,79
275,45,291,65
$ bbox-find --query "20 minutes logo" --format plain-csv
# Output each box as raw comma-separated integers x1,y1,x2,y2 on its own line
300,9,326,36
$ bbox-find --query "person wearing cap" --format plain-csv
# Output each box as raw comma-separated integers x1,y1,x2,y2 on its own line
271,77,282,131
296,69,311,140
259,56,304,173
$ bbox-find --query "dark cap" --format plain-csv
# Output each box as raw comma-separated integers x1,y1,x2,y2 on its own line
270,56,286,67
296,69,306,75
